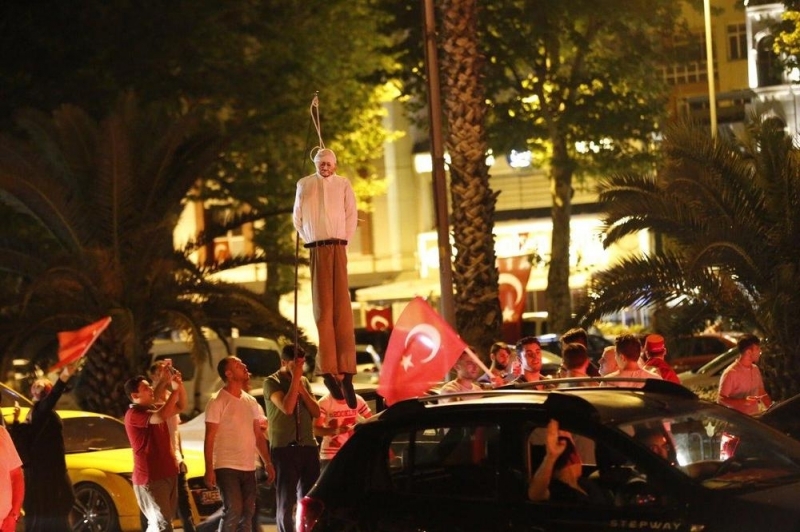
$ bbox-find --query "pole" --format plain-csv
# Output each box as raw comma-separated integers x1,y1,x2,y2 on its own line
704,0,717,137
422,0,456,326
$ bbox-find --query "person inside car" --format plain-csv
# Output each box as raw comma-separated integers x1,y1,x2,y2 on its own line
528,419,608,504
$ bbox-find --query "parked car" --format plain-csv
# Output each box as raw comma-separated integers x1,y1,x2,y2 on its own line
355,344,382,384
299,380,800,532
536,332,612,361
669,333,740,373
758,393,800,441
678,347,739,398
0,383,221,532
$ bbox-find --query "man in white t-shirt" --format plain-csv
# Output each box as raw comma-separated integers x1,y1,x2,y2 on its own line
204,356,274,531
439,351,484,402
605,334,661,388
0,423,24,532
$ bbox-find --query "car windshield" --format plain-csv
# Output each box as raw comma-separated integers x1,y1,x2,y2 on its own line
63,415,132,453
616,406,800,490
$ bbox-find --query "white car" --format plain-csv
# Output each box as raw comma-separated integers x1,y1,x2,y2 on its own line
678,346,738,399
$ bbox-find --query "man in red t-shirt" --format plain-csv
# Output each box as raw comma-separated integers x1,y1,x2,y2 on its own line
124,367,186,531
642,334,680,384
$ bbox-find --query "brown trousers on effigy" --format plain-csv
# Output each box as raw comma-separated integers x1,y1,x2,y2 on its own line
310,244,357,375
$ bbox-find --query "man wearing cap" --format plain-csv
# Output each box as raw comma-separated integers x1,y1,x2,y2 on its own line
642,334,680,384
293,148,359,408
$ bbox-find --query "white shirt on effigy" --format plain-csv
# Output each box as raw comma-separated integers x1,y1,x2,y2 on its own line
293,173,357,244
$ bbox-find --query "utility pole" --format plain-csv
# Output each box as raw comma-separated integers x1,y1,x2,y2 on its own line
422,0,456,326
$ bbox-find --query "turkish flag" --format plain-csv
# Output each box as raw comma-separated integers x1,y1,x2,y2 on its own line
497,255,531,343
49,316,112,372
378,297,467,405
366,306,393,331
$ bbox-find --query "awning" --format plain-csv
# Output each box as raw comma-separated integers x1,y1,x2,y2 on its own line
355,278,441,303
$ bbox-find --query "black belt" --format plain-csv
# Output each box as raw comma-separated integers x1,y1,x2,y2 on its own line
304,239,347,248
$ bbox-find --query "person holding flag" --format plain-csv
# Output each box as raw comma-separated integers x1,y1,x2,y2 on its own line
9,361,81,532
378,297,497,405
8,316,109,532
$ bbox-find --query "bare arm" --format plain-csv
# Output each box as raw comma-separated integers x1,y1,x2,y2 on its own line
298,380,320,418
150,373,184,423
253,420,275,485
203,422,220,488
528,420,566,502
271,363,306,415
1,466,24,531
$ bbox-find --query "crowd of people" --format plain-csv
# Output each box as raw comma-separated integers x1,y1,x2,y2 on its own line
0,139,775,530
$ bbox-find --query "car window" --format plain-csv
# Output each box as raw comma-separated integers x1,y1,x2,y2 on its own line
388,423,501,500
526,422,674,509
63,415,132,453
236,347,281,377
356,351,376,365
617,407,800,490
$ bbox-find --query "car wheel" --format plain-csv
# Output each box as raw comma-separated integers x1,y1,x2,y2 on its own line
70,482,120,532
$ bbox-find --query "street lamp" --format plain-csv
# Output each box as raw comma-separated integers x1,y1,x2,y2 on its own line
704,0,718,137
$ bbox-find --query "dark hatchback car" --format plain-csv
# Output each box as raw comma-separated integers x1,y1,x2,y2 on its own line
299,380,800,532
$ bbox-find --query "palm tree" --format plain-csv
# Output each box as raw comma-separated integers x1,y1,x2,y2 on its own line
579,117,800,399
439,0,502,354
0,93,306,416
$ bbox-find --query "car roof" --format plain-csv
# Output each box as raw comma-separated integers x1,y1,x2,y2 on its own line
380,379,699,426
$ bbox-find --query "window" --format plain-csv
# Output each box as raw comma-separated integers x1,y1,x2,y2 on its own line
728,24,747,61
389,423,501,499
661,31,714,85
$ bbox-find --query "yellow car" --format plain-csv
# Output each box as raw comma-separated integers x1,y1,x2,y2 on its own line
1,383,221,532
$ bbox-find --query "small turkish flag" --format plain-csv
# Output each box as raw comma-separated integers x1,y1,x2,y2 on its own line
366,306,393,331
49,317,112,372
378,297,466,406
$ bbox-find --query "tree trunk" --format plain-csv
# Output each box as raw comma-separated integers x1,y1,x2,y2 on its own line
440,0,501,358
546,137,575,335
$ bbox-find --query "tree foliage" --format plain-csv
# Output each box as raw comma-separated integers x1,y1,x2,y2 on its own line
0,94,308,416
0,1,397,309
579,116,800,399
375,0,688,335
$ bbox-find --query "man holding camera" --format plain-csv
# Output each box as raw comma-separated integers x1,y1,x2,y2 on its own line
264,345,321,532
124,366,186,531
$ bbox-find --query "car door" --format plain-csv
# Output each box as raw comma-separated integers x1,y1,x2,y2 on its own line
373,421,512,532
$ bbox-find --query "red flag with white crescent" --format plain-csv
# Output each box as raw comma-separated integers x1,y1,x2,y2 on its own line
378,297,467,405
497,255,531,343
366,306,393,331
49,316,112,372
